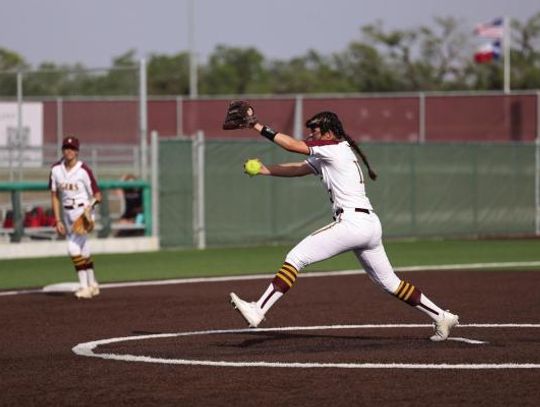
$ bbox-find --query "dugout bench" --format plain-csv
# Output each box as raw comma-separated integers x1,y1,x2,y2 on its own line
0,180,152,242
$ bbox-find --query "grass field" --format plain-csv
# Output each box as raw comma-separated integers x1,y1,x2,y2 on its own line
1,238,539,290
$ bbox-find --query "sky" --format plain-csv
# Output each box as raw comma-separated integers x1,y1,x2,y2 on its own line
1,0,539,68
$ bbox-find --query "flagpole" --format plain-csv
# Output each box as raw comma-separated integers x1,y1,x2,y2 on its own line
503,16,511,94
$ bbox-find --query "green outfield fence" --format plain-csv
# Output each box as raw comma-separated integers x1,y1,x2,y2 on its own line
159,139,539,248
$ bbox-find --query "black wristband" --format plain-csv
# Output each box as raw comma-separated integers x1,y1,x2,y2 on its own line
260,126,278,141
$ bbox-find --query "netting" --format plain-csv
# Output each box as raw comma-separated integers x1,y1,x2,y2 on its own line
158,139,194,247
159,140,537,248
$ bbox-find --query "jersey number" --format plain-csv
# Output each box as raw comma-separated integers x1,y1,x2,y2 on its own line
353,160,365,184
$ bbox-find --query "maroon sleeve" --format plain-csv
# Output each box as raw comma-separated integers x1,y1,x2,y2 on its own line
81,163,100,194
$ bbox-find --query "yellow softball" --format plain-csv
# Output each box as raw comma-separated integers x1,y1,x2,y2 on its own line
244,159,262,176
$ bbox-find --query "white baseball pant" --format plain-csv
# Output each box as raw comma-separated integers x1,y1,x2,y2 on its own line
285,210,401,294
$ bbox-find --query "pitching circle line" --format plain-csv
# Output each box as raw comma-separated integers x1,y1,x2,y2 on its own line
72,324,540,370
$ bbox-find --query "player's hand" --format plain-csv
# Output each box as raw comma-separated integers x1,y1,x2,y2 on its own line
258,162,270,175
56,221,66,236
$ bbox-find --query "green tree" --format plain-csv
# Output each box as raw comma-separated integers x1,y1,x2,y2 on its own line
354,18,473,91
201,45,269,95
269,50,350,93
0,47,26,70
0,48,27,96
510,11,540,89
147,52,190,95
336,41,399,92
415,17,471,90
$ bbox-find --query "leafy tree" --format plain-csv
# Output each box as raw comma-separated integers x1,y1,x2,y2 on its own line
510,11,540,89
147,52,190,95
268,50,349,93
0,47,26,70
200,45,269,94
2,12,540,95
0,48,27,96
336,41,399,92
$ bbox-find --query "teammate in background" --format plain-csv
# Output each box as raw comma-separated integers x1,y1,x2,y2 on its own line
49,136,102,299
230,110,459,341
115,173,144,237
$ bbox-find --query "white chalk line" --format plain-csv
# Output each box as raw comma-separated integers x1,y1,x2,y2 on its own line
72,324,540,370
2,260,540,297
447,337,487,344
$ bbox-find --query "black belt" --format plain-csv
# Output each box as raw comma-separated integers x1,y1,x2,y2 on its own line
64,203,84,210
335,208,371,216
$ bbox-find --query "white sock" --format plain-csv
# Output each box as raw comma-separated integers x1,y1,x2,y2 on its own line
256,283,284,314
77,270,88,288
416,294,445,321
86,269,97,286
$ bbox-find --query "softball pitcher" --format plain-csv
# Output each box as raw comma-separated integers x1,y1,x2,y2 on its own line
228,108,459,341
49,136,102,299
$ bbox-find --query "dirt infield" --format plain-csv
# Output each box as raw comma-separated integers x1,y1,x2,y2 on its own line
1,269,539,406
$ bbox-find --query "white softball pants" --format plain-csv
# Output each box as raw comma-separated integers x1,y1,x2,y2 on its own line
63,206,90,258
285,211,401,294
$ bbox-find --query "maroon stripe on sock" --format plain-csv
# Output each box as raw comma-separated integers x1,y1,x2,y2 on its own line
272,276,291,293
260,289,277,309
75,264,86,271
85,261,94,269
405,287,421,306
419,303,439,316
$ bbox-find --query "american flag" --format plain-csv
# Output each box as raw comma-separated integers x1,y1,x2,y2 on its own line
474,18,504,39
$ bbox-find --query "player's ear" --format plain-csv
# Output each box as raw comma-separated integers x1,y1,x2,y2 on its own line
322,130,335,140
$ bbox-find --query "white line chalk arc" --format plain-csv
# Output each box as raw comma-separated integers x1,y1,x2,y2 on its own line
72,324,540,370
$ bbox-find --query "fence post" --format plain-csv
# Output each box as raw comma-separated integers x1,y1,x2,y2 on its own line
418,92,426,143
98,190,111,238
142,183,152,237
293,94,303,140
10,190,23,242
176,96,183,136
151,130,159,239
56,97,63,151
16,71,23,181
192,130,206,249
534,92,540,236
139,58,148,181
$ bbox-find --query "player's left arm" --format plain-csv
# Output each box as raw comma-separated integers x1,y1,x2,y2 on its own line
81,163,102,207
252,123,310,155
91,191,102,207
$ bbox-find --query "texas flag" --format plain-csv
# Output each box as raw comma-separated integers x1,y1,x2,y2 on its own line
474,18,504,39
474,41,501,63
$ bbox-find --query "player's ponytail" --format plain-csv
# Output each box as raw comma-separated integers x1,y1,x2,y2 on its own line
306,111,377,181
341,133,377,181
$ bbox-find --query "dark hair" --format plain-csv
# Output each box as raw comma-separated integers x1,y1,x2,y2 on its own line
305,111,377,180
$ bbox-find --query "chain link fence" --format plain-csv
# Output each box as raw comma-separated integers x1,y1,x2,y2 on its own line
158,137,540,248
0,64,145,180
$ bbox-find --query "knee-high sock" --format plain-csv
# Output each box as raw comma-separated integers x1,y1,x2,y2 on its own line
83,257,97,285
394,280,445,321
71,255,88,288
256,263,298,314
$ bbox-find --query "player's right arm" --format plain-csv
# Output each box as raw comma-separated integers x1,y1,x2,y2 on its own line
49,168,66,236
259,161,313,177
51,191,65,236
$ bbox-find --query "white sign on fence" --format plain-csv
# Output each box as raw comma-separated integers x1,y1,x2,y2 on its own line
0,102,43,167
